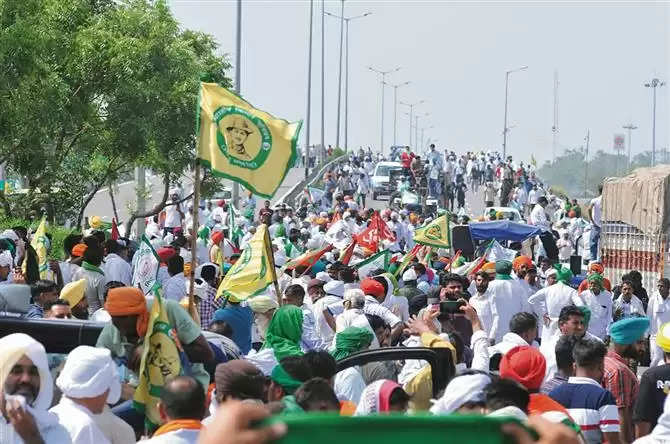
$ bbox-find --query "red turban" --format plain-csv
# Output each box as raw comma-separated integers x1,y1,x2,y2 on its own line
218,200,226,207
499,346,546,391
156,247,176,263
104,287,149,338
360,278,385,299
211,231,224,245
589,263,604,274
512,255,533,271
72,243,88,258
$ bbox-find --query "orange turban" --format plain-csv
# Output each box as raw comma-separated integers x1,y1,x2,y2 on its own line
72,243,88,257
499,345,546,391
104,287,149,338
211,231,224,245
588,263,604,274
481,262,496,273
512,255,533,271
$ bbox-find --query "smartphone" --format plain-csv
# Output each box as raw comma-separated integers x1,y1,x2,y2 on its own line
440,300,465,314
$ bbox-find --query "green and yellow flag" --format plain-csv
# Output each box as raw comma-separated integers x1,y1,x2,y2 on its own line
197,83,302,198
216,224,276,302
413,214,451,249
23,217,53,280
133,286,185,430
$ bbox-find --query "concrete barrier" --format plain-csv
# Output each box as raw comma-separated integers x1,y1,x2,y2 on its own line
276,155,347,208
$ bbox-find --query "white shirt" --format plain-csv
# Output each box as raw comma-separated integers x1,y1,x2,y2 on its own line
469,289,494,337
0,409,71,444
590,196,602,227
489,332,533,357
647,291,670,337
102,254,132,286
313,295,342,348
163,272,187,302
164,204,183,228
50,397,111,444
575,289,613,339
614,294,646,319
528,282,580,321
528,189,538,205
335,308,379,348
59,261,80,286
334,366,366,404
530,204,550,231
488,279,533,343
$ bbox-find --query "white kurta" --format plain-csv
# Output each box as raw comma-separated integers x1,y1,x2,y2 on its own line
334,366,366,404
469,290,494,338
647,291,670,366
528,282,581,346
488,279,532,343
574,289,613,340
613,294,645,319
50,398,111,444
163,272,187,302
101,254,132,286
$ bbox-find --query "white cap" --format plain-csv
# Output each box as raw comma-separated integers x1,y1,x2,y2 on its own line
402,268,417,282
323,280,344,297
315,271,332,283
56,346,120,404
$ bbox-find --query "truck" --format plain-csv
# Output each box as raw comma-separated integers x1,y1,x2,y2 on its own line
600,165,670,292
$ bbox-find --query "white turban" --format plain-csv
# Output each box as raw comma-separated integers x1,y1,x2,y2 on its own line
429,373,491,415
0,229,18,243
315,271,332,283
248,295,279,313
0,333,52,411
402,268,417,282
0,250,12,267
56,346,120,404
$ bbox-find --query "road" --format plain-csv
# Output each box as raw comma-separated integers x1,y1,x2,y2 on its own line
85,167,307,225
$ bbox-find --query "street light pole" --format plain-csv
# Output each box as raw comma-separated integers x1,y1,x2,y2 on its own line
399,100,424,147
304,0,314,180
369,66,401,154
320,0,325,163
385,81,410,146
326,11,371,153
623,123,638,170
232,0,242,209
502,65,528,159
335,0,344,151
415,113,429,151
645,78,665,166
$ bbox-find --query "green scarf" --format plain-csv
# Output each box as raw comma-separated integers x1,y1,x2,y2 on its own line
587,272,603,286
495,273,513,280
262,305,304,361
554,264,573,284
82,261,104,275
271,365,303,395
280,395,305,414
331,327,374,361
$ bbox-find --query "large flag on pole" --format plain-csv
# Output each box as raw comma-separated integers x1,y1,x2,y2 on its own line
413,214,451,249
132,235,161,295
393,244,422,277
355,250,391,279
197,83,302,198
284,244,334,272
216,224,275,301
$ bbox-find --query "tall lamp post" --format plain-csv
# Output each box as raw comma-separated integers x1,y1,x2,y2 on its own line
415,112,430,151
384,81,410,146
622,123,638,169
399,100,424,147
502,65,528,159
644,78,665,166
325,10,371,152
369,66,401,154
421,125,434,150
304,0,314,180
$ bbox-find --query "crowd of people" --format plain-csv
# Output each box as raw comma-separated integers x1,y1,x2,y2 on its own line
0,148,666,444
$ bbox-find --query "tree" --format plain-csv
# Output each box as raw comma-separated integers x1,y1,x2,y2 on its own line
0,0,231,229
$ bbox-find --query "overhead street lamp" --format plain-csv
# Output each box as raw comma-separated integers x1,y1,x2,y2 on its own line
421,125,434,150
369,66,401,154
502,65,528,159
383,80,410,146
325,10,371,152
399,99,424,147
415,112,430,151
644,78,665,166
622,123,638,169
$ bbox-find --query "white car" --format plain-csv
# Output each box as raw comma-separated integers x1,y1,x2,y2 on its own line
370,161,403,200
484,206,523,222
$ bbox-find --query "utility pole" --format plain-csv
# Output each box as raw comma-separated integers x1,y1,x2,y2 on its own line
623,123,638,170
502,66,528,159
304,0,314,180
399,100,424,147
232,0,242,209
334,0,344,151
552,69,559,162
645,78,665,167
584,130,590,198
385,81,410,146
320,0,325,163
368,66,401,154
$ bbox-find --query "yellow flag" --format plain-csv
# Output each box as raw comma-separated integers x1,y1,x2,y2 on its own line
23,217,53,280
413,214,451,249
133,286,184,429
216,224,275,302
197,83,302,198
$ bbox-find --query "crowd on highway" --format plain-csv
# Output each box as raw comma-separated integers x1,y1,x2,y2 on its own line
1,146,670,444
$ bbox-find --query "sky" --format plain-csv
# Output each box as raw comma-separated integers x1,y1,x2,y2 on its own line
170,0,669,164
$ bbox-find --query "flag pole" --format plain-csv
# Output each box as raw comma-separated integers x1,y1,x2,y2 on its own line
263,224,282,305
187,159,201,323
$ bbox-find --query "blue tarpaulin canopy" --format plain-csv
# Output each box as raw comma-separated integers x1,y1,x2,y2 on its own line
467,220,544,242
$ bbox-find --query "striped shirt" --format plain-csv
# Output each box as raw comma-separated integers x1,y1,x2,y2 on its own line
549,376,619,444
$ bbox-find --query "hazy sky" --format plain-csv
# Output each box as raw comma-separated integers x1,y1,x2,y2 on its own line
170,1,669,164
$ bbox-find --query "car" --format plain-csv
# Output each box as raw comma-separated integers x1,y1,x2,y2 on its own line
370,161,403,200
483,206,522,222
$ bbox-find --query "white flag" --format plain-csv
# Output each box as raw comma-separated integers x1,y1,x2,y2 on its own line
132,235,160,295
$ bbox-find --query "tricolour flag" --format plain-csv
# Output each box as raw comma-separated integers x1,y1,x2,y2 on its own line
134,285,190,429
216,224,275,301
132,235,161,295
283,244,334,273
197,83,302,198
305,186,325,204
393,244,422,277
413,214,451,249
355,249,391,279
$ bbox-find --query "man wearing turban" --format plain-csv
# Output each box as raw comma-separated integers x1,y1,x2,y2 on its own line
577,262,612,293
487,260,532,343
573,272,613,340
331,327,374,405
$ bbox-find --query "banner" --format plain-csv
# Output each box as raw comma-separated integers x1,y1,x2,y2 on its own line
197,83,302,198
355,250,391,279
132,235,161,295
413,214,451,249
134,286,190,429
216,224,275,301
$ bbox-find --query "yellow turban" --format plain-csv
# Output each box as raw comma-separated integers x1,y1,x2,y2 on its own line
61,279,86,308
657,322,670,352
248,295,279,313
89,216,102,229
